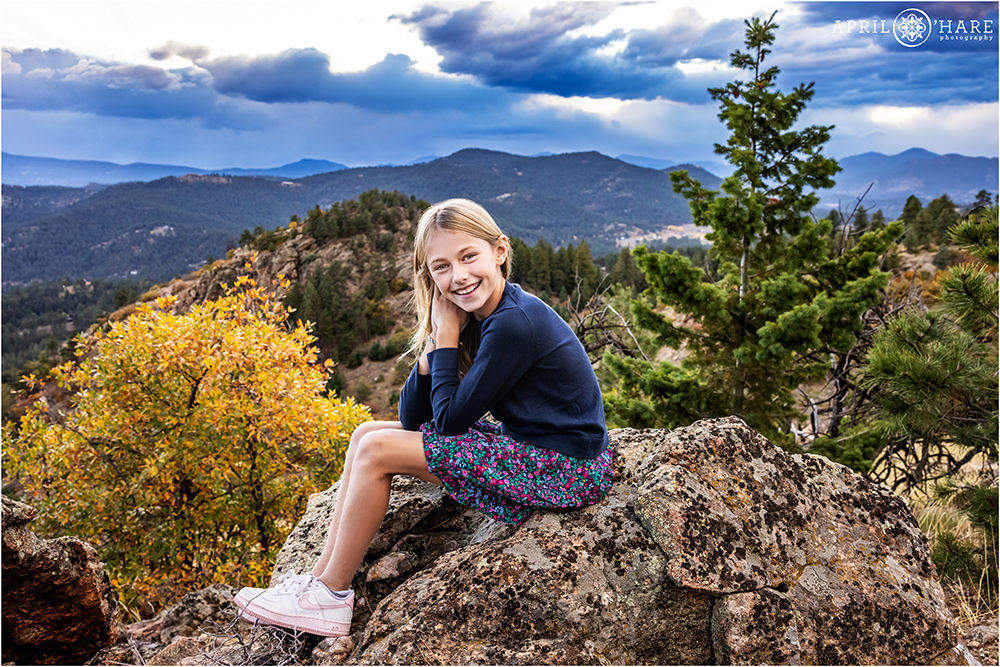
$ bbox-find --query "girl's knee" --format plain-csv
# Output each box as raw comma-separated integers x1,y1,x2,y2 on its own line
351,421,379,443
355,430,392,473
351,420,401,443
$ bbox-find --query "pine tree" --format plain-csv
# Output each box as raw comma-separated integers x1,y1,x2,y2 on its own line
839,206,998,489
531,239,554,292
508,237,533,286
901,195,927,250
569,240,599,303
852,206,870,233
607,248,648,294
827,209,844,236
900,195,923,226
973,189,994,209
925,194,960,244
603,13,902,443
870,209,886,231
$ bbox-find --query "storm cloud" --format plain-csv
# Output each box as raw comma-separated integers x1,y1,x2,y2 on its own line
774,2,999,106
2,48,218,120
2,44,511,125
198,49,508,111
394,2,732,102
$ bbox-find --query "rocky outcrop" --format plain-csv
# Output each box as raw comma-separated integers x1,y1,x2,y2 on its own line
96,585,240,666
626,420,956,664
91,416,970,665
151,230,409,316
961,617,999,666
254,417,964,665
2,495,120,665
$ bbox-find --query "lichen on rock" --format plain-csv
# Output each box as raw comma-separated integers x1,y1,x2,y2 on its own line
243,417,966,664
90,416,972,665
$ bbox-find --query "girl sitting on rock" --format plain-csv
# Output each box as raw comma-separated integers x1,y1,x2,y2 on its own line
234,198,613,637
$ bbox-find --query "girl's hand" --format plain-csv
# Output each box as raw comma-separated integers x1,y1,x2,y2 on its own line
431,285,468,348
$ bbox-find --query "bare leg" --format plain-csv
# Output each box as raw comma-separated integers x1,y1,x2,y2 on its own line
317,428,441,591
311,421,401,577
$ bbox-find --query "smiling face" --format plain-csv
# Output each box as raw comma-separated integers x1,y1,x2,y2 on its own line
426,227,509,320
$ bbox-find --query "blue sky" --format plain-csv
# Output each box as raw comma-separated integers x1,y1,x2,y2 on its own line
2,0,998,169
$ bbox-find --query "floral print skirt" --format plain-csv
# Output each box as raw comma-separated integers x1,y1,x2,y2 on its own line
420,420,613,526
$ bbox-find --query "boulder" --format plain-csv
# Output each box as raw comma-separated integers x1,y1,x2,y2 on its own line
627,419,956,664
2,495,120,665
222,417,970,664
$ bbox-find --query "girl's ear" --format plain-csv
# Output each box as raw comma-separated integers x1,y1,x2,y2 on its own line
495,235,510,266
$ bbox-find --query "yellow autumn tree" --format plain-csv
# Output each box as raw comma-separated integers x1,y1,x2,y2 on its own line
6,275,368,609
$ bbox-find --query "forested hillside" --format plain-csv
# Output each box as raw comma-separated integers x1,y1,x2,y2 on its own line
2,150,719,286
1,184,106,229
2,175,310,285
1,278,150,383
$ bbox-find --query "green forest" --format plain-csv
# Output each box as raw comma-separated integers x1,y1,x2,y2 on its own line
2,278,151,382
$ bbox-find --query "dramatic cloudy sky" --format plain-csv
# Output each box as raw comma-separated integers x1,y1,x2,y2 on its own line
2,0,998,169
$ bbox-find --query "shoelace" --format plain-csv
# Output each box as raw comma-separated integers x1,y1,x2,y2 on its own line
288,573,320,597
253,571,312,601
271,570,306,592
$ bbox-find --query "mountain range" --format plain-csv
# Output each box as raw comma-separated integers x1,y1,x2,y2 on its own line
2,147,996,286
2,151,735,188
1,153,349,186
2,149,721,285
823,148,997,216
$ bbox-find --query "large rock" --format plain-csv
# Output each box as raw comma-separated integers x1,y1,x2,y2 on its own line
226,417,967,664
2,495,120,665
628,420,956,664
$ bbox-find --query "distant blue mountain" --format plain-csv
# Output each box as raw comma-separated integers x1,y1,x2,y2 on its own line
616,154,677,170
819,148,998,218
617,148,997,219
224,158,349,179
1,153,348,187
616,153,733,178
406,155,440,165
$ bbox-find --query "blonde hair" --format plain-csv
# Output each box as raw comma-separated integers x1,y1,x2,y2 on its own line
409,198,512,375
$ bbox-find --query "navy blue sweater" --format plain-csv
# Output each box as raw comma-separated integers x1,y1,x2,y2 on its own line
398,282,609,459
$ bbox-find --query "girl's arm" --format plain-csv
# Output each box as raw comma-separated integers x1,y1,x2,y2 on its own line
398,342,434,430
425,308,535,435
401,286,478,431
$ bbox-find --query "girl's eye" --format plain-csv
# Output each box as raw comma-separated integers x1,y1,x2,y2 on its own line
463,253,477,261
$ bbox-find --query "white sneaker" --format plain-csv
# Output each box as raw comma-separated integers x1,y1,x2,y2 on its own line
243,575,353,637
234,570,310,622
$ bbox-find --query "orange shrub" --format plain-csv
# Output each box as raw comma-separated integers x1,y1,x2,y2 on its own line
6,276,368,609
